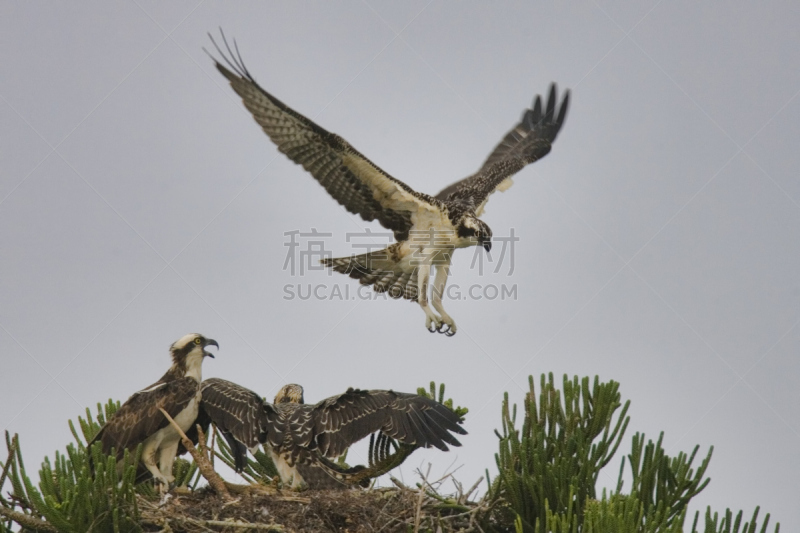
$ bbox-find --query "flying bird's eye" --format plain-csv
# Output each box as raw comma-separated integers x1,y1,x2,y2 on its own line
194,338,202,345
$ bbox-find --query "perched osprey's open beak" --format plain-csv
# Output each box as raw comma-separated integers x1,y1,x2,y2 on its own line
204,338,219,358
483,239,492,253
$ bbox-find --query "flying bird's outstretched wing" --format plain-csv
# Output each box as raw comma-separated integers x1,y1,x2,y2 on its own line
208,33,443,242
435,84,570,215
89,377,199,460
206,32,570,337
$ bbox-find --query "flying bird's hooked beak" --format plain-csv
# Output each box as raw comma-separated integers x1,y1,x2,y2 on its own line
204,338,219,358
483,238,492,253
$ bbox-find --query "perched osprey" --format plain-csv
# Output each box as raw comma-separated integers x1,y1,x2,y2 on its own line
196,378,466,489
88,333,218,485
208,35,569,336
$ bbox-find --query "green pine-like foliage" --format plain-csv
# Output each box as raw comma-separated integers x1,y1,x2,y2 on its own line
1,400,142,532
486,374,779,533
212,429,279,484
0,376,781,532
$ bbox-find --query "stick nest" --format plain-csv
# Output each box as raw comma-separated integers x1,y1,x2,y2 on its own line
138,478,493,533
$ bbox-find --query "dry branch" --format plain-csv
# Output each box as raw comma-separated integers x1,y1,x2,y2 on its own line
0,505,58,532
158,408,231,499
158,516,284,531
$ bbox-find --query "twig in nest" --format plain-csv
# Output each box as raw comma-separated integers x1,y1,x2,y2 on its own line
413,464,432,533
462,477,483,504
158,408,230,499
146,514,284,531
186,518,283,530
390,476,410,491
221,481,284,498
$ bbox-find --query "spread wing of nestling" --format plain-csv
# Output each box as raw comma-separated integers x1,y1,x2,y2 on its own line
208,32,569,336
196,377,466,488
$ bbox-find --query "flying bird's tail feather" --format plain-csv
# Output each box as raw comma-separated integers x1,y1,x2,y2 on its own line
322,248,419,301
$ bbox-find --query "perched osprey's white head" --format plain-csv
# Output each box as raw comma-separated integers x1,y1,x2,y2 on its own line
169,333,219,368
457,215,493,252
274,383,305,404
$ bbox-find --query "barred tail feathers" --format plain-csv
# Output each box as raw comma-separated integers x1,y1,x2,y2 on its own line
310,455,371,488
321,247,418,301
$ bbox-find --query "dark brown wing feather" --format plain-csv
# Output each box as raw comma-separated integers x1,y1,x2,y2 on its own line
88,377,199,460
209,34,442,242
195,379,464,474
435,84,570,211
198,378,271,451
282,388,466,459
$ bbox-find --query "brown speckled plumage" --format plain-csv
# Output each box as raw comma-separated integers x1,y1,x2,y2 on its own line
195,378,466,489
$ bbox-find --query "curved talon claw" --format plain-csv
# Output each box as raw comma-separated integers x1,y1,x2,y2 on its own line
428,324,437,333
445,328,456,337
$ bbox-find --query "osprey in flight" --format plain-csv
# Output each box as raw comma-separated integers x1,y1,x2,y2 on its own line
209,35,569,336
88,333,218,486
195,378,466,489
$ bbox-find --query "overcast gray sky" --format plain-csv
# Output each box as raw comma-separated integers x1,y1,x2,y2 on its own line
1,1,798,529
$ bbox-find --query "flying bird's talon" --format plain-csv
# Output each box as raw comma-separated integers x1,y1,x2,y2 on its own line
425,313,442,333
445,329,456,337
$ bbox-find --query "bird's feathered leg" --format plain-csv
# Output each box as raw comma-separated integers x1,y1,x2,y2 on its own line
142,437,170,486
417,259,442,332
266,446,308,490
157,441,179,485
431,263,456,336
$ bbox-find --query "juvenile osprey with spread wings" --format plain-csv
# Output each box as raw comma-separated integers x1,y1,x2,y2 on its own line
270,384,415,489
270,384,363,489
195,378,465,489
209,35,569,336
88,334,218,485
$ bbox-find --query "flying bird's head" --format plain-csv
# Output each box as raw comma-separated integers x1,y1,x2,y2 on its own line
457,215,493,253
169,333,219,369
274,384,305,404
